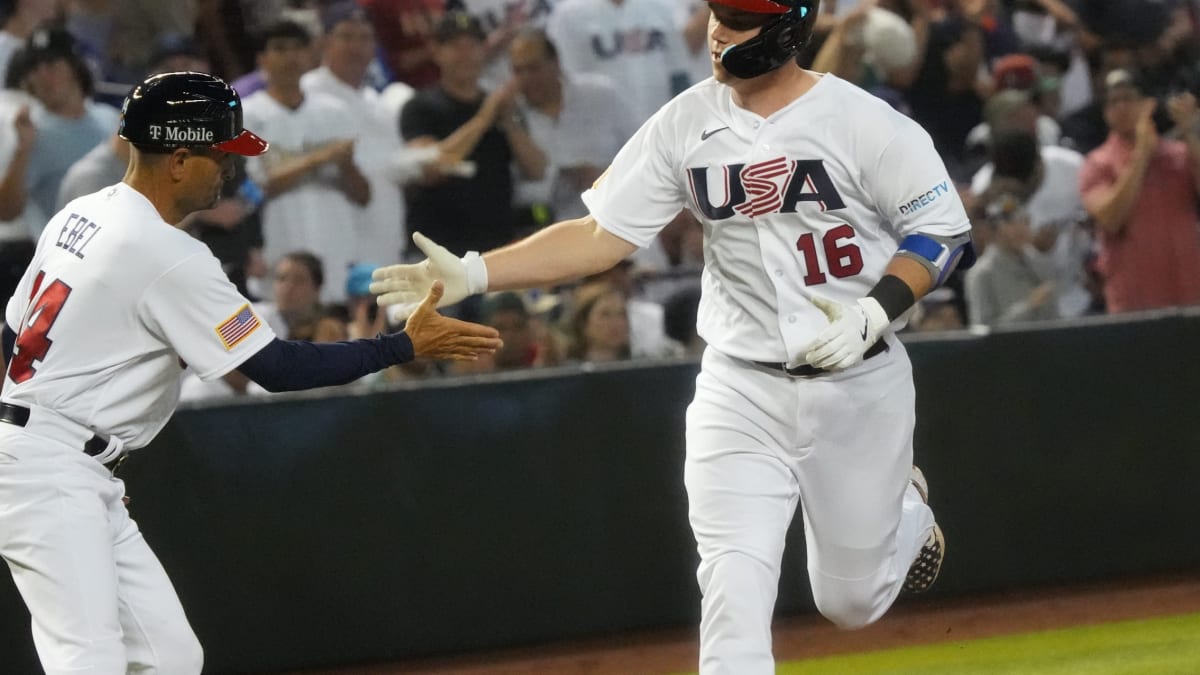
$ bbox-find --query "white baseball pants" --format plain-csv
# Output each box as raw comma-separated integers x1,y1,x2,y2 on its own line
0,416,202,675
684,342,934,675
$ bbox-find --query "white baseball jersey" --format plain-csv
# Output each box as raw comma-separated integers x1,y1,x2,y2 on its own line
547,0,691,126
242,90,363,303
2,183,275,448
582,74,971,364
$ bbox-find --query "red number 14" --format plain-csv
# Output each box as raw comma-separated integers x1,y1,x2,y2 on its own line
9,271,73,384
796,224,864,286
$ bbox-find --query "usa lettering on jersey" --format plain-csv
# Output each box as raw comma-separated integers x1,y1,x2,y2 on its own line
687,158,847,219
591,29,668,59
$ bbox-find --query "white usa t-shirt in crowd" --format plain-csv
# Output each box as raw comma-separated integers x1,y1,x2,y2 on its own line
301,66,409,266
548,0,690,126
583,74,971,364
242,90,362,303
3,183,275,448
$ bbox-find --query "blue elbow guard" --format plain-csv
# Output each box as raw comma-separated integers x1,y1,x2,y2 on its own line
896,232,975,286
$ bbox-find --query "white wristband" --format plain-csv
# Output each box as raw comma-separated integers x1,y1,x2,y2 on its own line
462,251,489,295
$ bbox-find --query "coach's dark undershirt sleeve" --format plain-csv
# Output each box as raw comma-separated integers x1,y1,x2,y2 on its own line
236,332,414,393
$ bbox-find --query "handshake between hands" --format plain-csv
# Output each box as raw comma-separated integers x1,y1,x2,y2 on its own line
374,233,500,362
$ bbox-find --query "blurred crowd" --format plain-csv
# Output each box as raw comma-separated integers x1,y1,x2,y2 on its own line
0,0,1198,399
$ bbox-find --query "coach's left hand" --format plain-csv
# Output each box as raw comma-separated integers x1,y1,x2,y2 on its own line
802,295,889,371
403,281,502,361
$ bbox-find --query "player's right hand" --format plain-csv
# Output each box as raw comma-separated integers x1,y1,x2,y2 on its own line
370,232,483,319
403,281,502,361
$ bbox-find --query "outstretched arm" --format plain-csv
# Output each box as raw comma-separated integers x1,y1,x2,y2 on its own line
237,282,500,391
483,215,637,290
371,216,639,317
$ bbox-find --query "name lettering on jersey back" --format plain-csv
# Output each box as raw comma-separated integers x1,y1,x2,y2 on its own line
687,158,846,220
148,125,215,143
591,28,668,59
898,181,951,215
56,213,102,259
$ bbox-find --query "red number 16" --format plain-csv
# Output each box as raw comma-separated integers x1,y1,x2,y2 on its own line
796,224,864,286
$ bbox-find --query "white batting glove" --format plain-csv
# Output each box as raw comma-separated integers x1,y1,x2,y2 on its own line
369,232,489,320
801,295,890,371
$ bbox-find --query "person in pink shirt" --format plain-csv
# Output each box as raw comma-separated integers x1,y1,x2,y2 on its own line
1080,68,1200,313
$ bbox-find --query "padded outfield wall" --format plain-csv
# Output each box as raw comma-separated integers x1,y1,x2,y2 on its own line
2,309,1198,673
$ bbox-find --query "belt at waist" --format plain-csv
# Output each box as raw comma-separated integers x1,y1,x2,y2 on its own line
754,339,889,378
0,401,123,470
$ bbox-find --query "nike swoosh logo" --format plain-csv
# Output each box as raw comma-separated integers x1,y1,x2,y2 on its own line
700,126,729,141
860,317,869,341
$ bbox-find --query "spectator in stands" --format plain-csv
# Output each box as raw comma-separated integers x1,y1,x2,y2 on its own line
443,0,556,93
0,0,60,84
509,28,636,226
904,13,987,179
3,26,116,235
242,19,371,305
256,250,326,341
964,193,1059,327
563,282,632,363
0,100,34,303
229,6,323,99
451,290,552,374
970,129,1092,319
963,57,1062,152
55,131,126,207
103,0,197,82
810,2,920,109
302,2,412,266
401,12,546,260
361,0,444,89
547,0,691,126
1080,68,1200,314
584,257,685,359
1060,42,1138,155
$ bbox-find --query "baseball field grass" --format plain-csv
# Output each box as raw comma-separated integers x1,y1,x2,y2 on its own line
771,611,1200,674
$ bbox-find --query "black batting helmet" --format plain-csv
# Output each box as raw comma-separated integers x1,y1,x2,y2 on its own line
118,71,268,156
711,0,819,79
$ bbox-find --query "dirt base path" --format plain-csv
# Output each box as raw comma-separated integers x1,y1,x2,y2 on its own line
292,571,1200,675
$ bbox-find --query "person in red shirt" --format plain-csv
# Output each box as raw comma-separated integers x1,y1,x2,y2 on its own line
1080,69,1200,313
360,0,445,88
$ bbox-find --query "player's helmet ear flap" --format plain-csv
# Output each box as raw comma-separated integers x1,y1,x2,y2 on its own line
718,0,819,79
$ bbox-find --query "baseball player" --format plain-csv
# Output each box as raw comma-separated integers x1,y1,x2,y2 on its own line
371,1,971,672
0,72,501,674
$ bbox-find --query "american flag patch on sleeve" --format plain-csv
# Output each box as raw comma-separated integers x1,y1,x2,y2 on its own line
214,304,261,350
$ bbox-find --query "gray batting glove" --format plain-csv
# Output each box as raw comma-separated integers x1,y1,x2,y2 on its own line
801,295,889,371
370,232,489,320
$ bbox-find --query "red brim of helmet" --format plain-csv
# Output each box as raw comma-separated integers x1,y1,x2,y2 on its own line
213,129,269,156
710,0,790,14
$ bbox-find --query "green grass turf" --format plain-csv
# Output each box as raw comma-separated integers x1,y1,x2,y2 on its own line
770,612,1200,675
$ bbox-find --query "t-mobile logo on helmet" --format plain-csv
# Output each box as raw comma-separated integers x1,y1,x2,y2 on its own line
147,125,214,143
